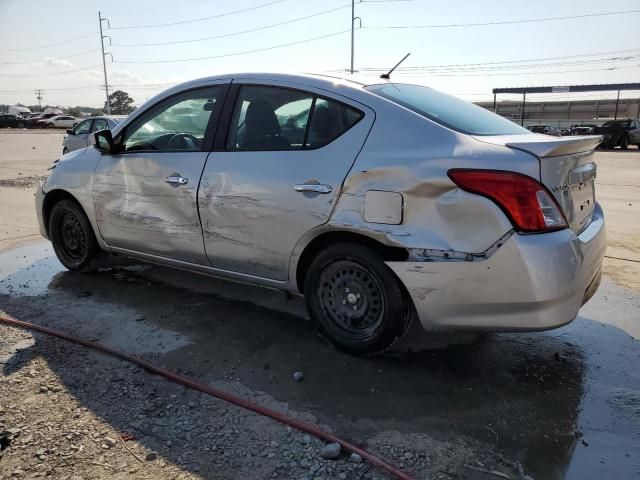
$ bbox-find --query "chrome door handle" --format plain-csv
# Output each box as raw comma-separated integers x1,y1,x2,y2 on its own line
294,184,332,194
164,176,189,185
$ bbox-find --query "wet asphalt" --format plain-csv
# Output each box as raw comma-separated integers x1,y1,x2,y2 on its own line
0,242,639,480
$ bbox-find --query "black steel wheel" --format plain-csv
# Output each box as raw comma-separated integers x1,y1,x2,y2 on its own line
49,199,101,271
620,135,629,150
305,242,411,354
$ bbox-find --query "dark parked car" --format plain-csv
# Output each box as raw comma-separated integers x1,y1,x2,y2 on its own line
0,114,27,128
29,112,57,127
594,119,640,149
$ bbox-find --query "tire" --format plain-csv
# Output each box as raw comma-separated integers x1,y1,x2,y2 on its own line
619,136,629,150
49,199,102,272
304,242,411,354
62,147,68,155
17,122,24,128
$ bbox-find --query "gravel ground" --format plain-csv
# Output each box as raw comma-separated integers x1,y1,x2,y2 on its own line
0,322,525,480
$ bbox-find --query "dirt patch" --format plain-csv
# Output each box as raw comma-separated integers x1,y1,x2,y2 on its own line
0,176,47,189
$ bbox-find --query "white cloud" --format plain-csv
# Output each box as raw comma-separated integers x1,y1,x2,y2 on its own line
43,57,73,67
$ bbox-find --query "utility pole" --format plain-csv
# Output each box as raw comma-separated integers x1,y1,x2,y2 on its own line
350,0,361,74
34,89,44,111
99,11,112,115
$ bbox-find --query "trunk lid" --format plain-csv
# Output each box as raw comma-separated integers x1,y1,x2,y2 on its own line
474,134,602,234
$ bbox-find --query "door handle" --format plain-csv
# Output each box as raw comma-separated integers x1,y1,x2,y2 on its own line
165,176,189,185
294,184,332,194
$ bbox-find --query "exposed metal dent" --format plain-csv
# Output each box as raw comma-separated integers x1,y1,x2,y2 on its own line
407,230,515,262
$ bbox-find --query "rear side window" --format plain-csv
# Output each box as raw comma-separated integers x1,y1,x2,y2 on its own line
92,119,109,131
226,85,363,151
366,83,530,136
307,98,362,148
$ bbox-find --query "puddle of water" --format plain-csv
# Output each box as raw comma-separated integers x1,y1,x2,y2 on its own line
0,241,62,296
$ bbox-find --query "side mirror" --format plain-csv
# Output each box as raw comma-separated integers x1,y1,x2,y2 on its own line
66,129,74,135
92,129,113,153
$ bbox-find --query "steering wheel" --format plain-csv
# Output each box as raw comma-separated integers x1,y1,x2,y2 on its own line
167,133,200,150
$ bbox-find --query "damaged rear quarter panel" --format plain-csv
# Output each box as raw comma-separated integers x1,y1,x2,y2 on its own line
327,103,540,255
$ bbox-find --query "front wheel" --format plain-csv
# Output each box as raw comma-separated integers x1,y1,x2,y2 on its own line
49,199,102,272
304,243,411,354
619,136,629,150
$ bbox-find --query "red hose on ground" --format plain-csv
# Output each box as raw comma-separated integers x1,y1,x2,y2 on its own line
0,315,415,480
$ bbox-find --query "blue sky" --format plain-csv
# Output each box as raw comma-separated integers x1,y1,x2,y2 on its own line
1,0,638,108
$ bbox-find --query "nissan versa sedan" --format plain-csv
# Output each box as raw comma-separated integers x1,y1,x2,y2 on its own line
62,116,127,154
35,73,606,354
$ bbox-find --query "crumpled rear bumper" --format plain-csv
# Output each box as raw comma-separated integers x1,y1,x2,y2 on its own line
386,204,606,332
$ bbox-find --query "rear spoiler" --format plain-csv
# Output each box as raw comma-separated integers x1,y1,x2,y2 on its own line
505,135,602,158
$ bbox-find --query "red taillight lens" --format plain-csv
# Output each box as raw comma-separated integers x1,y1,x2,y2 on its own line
447,169,568,233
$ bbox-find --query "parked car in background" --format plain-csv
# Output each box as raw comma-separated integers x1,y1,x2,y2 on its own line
0,114,28,128
30,113,57,127
62,116,127,153
36,73,606,354
42,115,77,129
570,125,595,136
526,124,562,136
593,118,640,149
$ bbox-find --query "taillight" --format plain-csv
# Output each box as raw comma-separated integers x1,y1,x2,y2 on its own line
447,169,567,233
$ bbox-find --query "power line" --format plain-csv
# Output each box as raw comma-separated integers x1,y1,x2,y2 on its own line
112,4,351,47
1,48,101,65
0,86,101,93
358,48,640,71
0,32,97,52
108,0,286,30
0,65,102,78
393,64,640,77
373,55,640,74
365,9,640,29
114,29,351,64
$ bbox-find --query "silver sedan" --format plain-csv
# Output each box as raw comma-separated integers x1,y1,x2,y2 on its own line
35,73,606,354
62,116,127,154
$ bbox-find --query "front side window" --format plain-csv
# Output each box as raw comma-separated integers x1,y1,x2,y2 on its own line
366,83,530,136
122,86,221,152
226,86,364,150
74,120,91,134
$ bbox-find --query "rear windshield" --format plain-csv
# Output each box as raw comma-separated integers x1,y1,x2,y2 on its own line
365,83,530,136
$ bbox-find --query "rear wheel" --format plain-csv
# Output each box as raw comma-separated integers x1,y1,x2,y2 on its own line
305,243,411,354
16,122,24,128
49,199,102,272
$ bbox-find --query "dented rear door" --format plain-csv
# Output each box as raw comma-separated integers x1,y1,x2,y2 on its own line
198,81,374,281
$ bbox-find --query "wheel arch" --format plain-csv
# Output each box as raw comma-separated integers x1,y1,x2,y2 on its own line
42,189,85,237
294,229,409,293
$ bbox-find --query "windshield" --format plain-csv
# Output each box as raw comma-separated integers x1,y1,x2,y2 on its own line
601,120,630,128
365,83,529,136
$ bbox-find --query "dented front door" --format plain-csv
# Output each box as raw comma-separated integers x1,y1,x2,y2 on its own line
92,84,226,264
93,151,210,264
